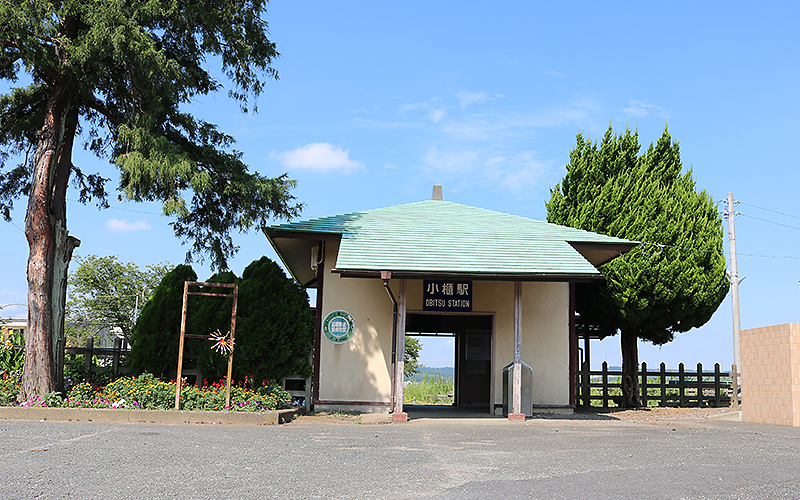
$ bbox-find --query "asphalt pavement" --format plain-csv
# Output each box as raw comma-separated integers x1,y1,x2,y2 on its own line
2,409,799,499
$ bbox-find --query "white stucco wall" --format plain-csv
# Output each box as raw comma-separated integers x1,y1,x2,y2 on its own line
485,281,570,407
317,241,395,407
318,242,572,411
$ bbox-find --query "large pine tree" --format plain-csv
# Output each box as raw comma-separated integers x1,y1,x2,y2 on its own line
547,126,729,407
0,0,301,400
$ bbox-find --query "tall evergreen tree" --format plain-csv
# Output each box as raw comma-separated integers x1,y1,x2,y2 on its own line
547,126,729,407
128,264,198,380
0,1,301,400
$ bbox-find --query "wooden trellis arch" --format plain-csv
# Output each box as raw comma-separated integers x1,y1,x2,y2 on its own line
174,281,239,410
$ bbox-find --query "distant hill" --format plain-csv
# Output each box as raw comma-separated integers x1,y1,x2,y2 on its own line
407,366,454,382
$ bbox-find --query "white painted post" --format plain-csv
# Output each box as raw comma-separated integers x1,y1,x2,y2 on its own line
393,279,408,421
510,281,524,421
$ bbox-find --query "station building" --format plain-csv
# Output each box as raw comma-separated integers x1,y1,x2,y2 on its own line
265,187,633,420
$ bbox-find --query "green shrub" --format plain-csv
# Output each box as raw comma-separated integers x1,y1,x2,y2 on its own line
224,257,313,382
128,257,314,383
191,271,239,380
128,264,199,378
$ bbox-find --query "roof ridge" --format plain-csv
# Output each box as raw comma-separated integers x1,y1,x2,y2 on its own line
278,198,543,225
271,199,634,244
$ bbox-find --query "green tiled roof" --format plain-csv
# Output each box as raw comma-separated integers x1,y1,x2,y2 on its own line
267,200,635,282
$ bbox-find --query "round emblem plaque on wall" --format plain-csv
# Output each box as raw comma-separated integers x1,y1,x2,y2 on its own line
322,310,356,344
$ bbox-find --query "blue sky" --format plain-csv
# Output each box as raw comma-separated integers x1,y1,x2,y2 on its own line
2,1,799,370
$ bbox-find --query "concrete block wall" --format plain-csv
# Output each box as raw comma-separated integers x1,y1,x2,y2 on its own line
740,323,800,426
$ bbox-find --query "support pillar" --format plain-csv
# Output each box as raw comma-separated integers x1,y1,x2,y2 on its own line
509,281,525,421
569,282,577,407
393,279,408,422
312,242,325,406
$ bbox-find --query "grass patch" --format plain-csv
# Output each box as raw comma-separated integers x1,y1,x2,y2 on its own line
404,374,454,405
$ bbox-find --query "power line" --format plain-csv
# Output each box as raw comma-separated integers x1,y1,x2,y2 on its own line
66,198,161,216
6,219,24,234
636,241,723,256
738,201,800,221
5,200,160,234
721,199,800,257
737,252,800,260
737,213,800,231
632,241,800,261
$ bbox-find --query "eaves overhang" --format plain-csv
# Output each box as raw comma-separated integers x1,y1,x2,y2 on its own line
263,228,342,287
567,241,638,267
330,268,606,283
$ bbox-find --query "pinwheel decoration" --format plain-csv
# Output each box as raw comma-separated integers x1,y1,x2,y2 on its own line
209,330,235,355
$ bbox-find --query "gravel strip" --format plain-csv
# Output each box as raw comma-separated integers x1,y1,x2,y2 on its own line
537,406,738,423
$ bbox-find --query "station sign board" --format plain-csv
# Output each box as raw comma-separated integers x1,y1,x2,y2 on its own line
422,279,473,312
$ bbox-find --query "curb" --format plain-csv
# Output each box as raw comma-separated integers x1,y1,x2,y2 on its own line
706,410,742,422
0,406,303,425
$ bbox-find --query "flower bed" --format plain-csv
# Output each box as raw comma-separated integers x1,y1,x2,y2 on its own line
0,373,293,412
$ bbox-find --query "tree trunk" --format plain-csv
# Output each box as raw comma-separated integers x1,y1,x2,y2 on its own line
19,86,80,402
620,328,640,408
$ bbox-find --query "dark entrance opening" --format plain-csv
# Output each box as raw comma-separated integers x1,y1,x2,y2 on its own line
405,313,493,410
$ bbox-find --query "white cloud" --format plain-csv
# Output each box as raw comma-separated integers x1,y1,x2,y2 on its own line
484,151,554,194
354,118,416,129
395,100,448,124
436,95,602,141
428,108,447,123
420,147,557,195
422,148,481,174
544,69,566,78
622,100,669,118
106,219,152,232
400,102,428,111
273,142,361,173
456,91,502,108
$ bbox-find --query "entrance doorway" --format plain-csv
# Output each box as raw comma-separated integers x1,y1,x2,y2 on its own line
405,313,493,410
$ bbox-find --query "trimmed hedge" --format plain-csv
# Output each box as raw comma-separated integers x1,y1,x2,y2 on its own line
129,257,313,382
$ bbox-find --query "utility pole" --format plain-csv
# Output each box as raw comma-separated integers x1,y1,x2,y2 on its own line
726,192,741,375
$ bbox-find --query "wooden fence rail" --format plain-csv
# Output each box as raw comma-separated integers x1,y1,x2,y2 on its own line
9,337,204,380
64,337,131,377
7,337,130,377
577,361,740,409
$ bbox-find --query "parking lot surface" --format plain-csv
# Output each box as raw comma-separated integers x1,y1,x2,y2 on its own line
2,407,799,499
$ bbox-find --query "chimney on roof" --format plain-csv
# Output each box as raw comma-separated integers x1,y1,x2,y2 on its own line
432,185,443,201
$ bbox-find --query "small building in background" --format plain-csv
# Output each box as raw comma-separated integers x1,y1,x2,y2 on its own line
1,318,27,339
